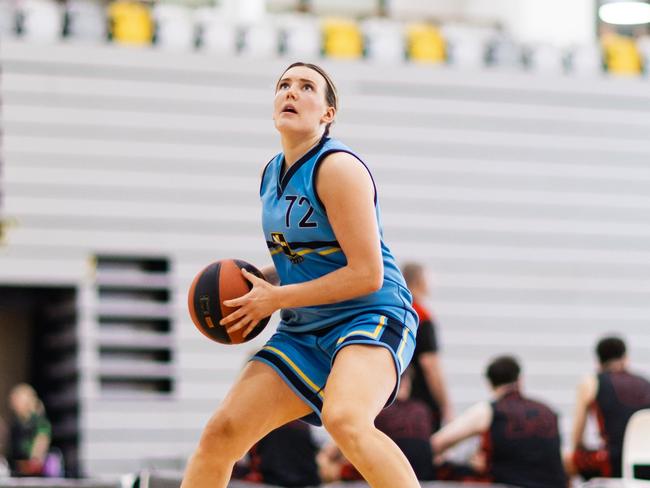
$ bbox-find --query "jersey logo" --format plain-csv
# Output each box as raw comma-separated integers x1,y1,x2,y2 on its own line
271,232,304,264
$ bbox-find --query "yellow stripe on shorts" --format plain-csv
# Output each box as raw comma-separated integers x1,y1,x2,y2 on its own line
336,315,386,345
396,327,410,368
263,346,324,398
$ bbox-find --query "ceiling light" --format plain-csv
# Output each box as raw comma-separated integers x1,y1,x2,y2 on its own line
599,1,650,25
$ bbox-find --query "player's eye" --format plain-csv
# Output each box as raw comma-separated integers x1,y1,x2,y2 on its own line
278,82,290,90
302,84,314,91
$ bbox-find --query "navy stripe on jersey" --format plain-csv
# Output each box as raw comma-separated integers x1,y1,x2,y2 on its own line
259,156,277,196
277,137,329,197
255,349,324,411
312,149,378,212
266,239,340,250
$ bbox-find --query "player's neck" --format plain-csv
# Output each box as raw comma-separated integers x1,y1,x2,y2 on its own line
601,359,627,373
493,382,520,399
281,132,323,167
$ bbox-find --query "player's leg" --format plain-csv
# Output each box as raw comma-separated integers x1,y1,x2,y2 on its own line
181,360,312,488
321,344,421,488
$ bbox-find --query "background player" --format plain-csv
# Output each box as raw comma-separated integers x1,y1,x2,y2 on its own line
432,356,567,488
567,335,650,479
402,262,452,431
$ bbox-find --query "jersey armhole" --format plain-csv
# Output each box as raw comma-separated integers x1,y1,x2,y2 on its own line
259,155,277,196
312,149,378,213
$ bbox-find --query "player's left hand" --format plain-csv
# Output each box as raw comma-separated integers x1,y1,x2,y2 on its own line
220,268,280,338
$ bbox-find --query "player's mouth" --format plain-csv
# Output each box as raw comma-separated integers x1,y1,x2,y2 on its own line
281,104,298,115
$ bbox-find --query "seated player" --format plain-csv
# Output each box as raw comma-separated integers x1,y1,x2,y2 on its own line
233,420,321,487
7,384,52,477
318,366,435,481
432,356,567,488
567,336,650,479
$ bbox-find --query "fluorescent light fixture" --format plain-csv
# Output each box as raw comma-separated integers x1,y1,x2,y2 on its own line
599,1,650,25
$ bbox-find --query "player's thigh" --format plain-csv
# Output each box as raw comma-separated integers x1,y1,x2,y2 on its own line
323,344,396,420
202,359,312,448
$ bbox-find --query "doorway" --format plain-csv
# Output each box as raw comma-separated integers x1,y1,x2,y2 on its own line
0,285,79,476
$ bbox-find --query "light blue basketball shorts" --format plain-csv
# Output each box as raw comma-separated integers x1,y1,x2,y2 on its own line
251,312,417,426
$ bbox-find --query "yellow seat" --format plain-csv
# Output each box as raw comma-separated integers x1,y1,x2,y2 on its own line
108,0,153,46
602,34,642,76
407,23,446,63
323,18,363,60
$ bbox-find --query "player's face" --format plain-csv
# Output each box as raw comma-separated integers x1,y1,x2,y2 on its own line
273,66,335,136
10,389,31,417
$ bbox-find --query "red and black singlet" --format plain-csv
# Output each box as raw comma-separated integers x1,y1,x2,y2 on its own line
485,390,566,488
375,398,435,480
594,370,650,477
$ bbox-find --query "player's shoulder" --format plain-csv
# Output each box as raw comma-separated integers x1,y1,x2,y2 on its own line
316,139,369,179
578,374,598,400
319,151,363,174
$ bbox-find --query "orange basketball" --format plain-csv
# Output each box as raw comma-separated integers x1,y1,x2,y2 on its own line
188,259,270,344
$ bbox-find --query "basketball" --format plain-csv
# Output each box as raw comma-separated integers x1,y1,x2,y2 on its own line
188,259,270,345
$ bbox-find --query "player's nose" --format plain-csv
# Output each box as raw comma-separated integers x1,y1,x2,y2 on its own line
285,85,298,100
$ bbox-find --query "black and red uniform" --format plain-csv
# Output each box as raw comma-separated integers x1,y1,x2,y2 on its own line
437,390,566,488
375,397,435,480
337,398,435,481
410,300,443,431
233,420,320,487
574,370,650,479
484,390,566,488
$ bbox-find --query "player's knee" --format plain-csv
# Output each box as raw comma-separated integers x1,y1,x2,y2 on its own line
197,412,247,461
322,404,370,448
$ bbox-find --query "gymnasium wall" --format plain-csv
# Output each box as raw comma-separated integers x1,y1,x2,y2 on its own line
1,39,650,475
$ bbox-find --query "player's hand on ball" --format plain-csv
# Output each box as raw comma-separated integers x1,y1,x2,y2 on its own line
220,268,280,338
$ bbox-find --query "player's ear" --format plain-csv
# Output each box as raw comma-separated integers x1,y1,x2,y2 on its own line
321,106,335,124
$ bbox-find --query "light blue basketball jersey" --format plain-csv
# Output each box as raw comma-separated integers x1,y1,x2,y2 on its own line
260,136,418,334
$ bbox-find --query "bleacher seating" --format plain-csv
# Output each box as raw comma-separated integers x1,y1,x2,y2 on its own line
569,44,604,76
487,32,522,69
322,17,364,60
406,22,446,64
241,21,279,58
442,24,490,70
3,1,647,78
17,0,62,42
64,0,105,42
152,4,194,51
107,0,153,46
220,0,266,24
637,35,650,77
0,0,16,37
280,13,321,59
195,7,238,54
526,43,565,75
602,33,643,76
361,17,405,64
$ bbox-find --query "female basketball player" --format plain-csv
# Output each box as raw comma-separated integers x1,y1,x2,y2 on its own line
181,62,420,488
